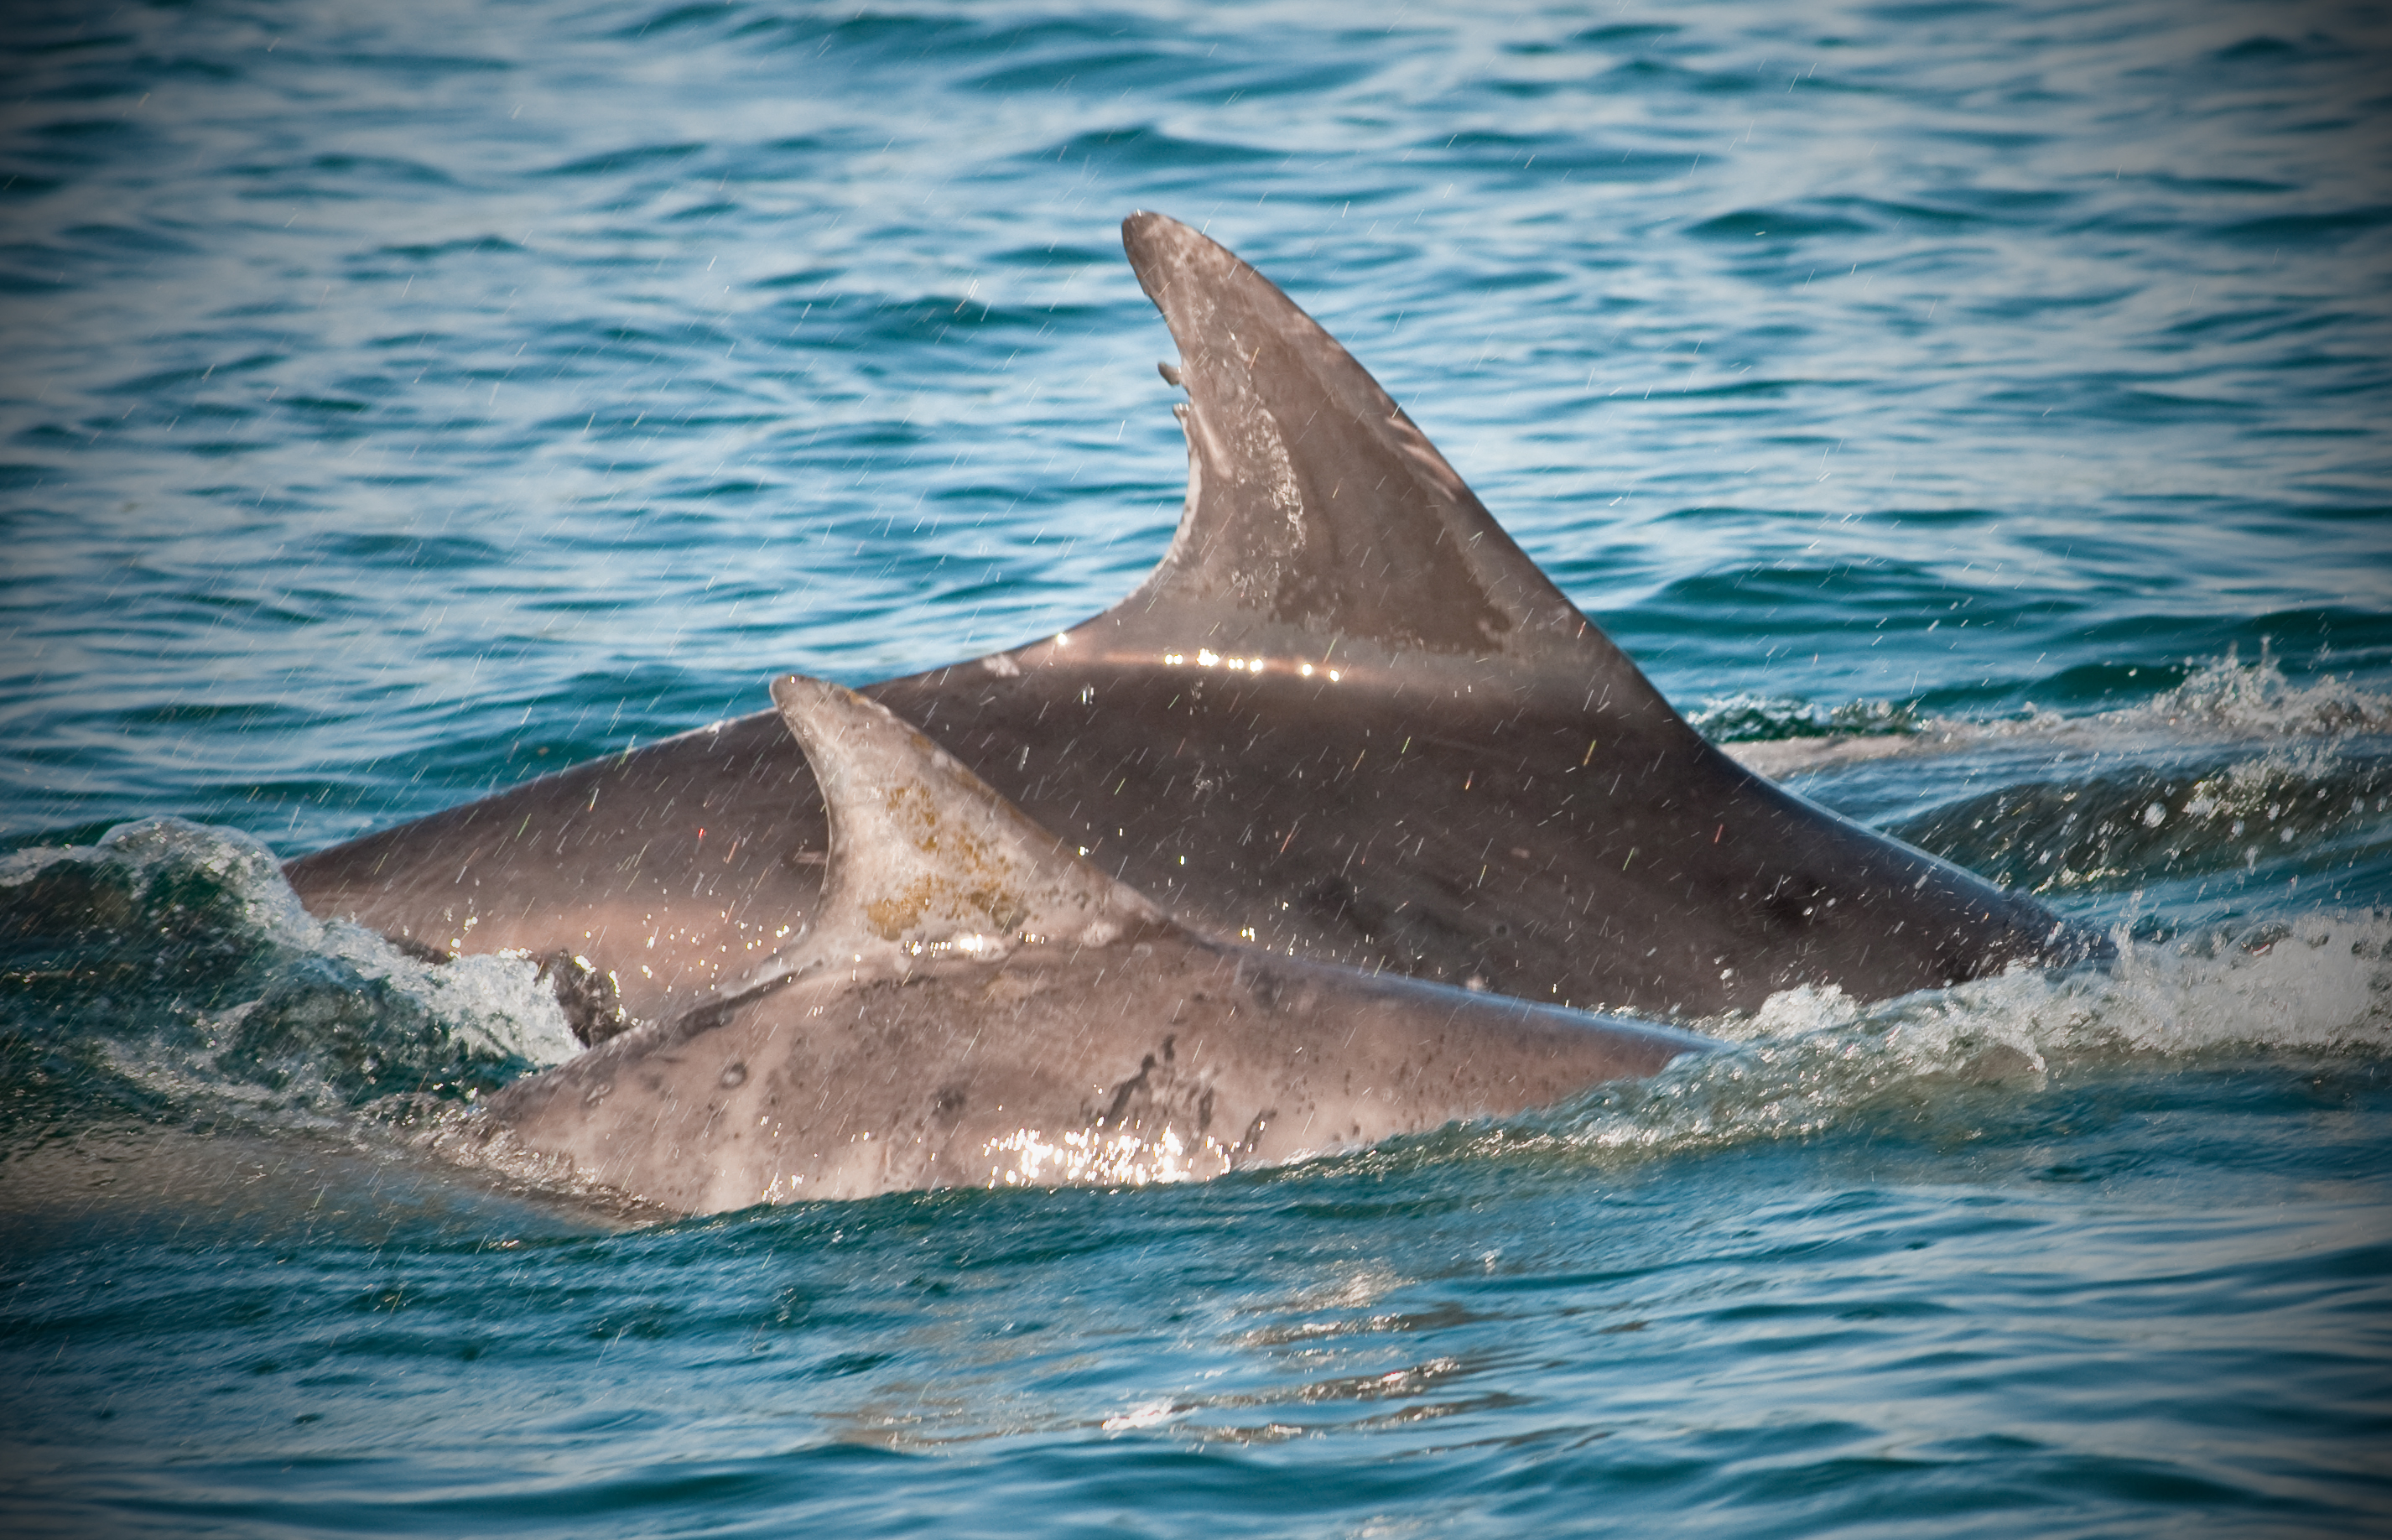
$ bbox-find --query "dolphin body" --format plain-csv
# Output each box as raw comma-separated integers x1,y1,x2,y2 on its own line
288,212,2097,1042
469,676,1716,1212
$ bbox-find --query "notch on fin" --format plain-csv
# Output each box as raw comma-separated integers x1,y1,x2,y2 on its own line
1110,211,1633,683
768,674,1171,969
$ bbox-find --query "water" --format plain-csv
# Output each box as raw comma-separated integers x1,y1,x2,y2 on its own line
4,0,2389,1532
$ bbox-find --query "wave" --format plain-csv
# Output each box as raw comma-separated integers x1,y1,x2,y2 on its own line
0,819,578,1146
1895,739,2391,894
1722,648,2392,778
1491,910,2391,1167
1713,649,2392,904
5,818,2379,1214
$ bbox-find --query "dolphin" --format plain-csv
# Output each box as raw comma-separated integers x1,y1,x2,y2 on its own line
465,676,1716,1212
286,211,2098,1042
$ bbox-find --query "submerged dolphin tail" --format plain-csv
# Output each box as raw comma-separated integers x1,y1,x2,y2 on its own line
767,674,1170,968
1106,211,1653,695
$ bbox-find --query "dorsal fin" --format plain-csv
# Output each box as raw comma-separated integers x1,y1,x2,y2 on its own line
1094,211,1631,683
769,674,1171,969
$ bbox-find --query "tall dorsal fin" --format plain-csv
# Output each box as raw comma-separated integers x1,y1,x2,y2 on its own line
1099,211,1629,682
769,674,1171,969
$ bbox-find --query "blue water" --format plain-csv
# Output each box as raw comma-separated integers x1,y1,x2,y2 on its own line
4,0,2390,1533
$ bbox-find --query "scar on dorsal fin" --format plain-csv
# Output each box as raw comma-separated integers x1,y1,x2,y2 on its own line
768,674,1172,971
1090,210,1651,694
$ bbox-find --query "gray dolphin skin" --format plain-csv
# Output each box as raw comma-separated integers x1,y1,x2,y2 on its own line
471,677,1716,1212
286,211,2100,1041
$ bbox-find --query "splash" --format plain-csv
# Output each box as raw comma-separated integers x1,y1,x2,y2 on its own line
2095,648,2392,741
1,819,580,1138
1527,910,2391,1161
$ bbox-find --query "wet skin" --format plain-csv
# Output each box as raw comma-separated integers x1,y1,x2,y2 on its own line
289,213,2098,1037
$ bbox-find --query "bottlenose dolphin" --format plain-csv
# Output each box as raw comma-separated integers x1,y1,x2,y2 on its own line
288,212,2097,1040
467,676,1715,1212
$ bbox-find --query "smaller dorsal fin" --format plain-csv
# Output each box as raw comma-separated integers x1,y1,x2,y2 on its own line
769,674,1171,970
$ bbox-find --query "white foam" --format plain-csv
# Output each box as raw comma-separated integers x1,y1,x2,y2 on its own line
2113,649,2392,741
6,818,582,1070
1535,910,2391,1159
2089,913,2390,1054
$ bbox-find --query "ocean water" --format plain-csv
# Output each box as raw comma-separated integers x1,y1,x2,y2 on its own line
3,0,2389,1533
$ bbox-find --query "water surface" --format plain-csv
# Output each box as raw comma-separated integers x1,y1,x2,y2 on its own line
3,0,2389,1533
